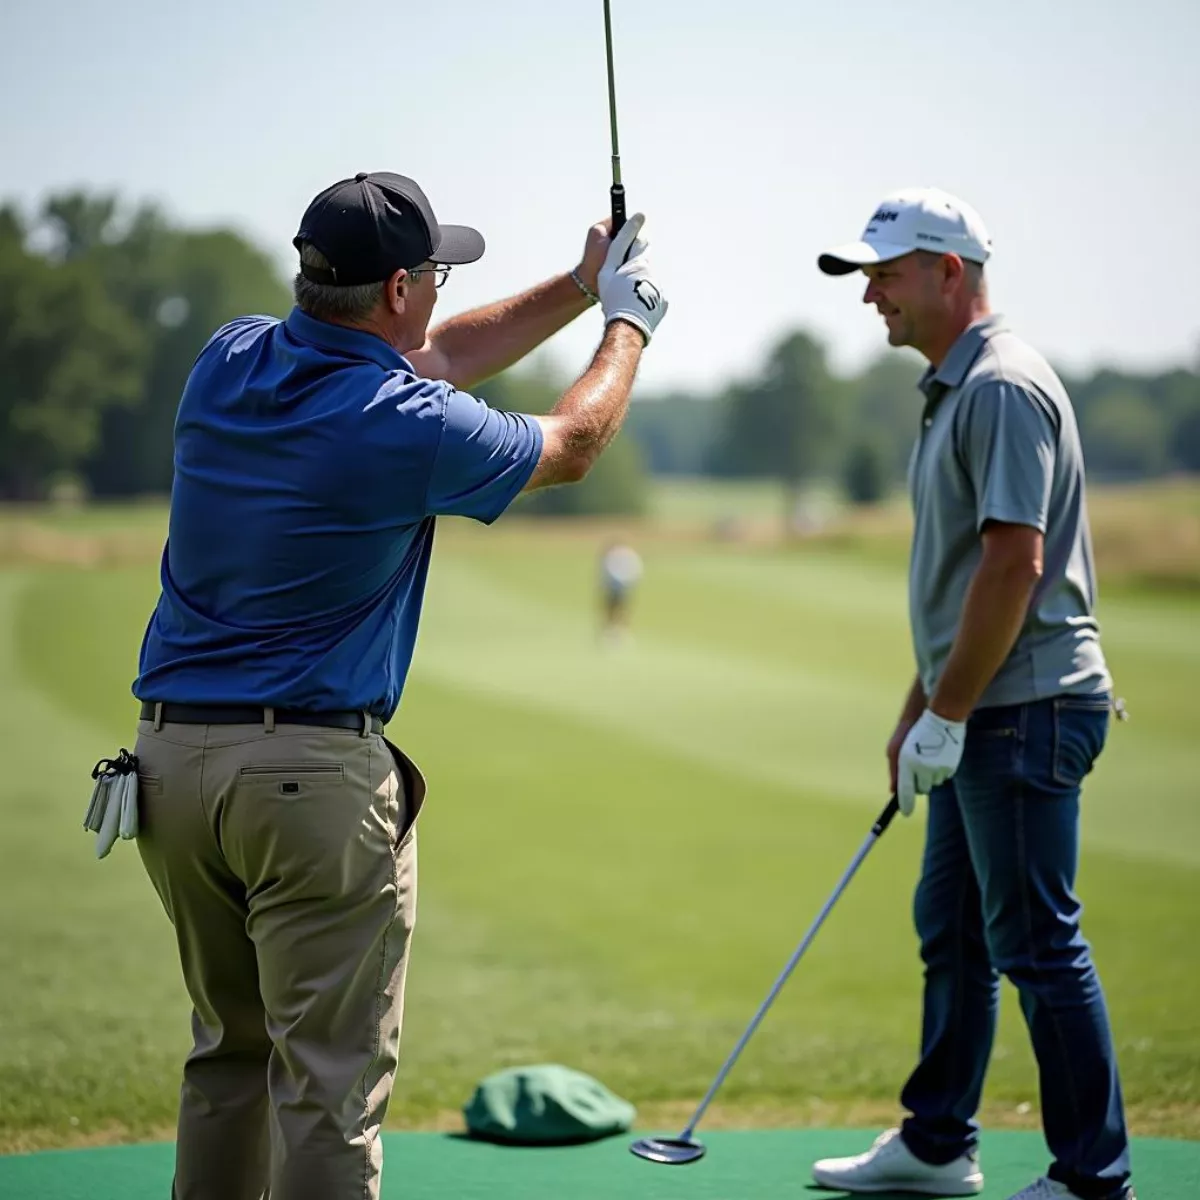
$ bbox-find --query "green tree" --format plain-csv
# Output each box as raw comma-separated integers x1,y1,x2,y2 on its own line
710,329,842,519
1173,407,1200,473
843,433,892,505
842,350,923,483
1157,369,1200,472
0,207,145,499
84,217,292,496
41,192,121,261
625,390,722,475
1079,389,1169,480
0,191,291,499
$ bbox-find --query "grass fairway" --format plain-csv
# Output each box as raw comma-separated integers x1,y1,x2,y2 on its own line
0,501,1197,1153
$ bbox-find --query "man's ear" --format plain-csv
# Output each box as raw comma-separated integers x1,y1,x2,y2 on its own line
387,267,409,314
940,253,965,294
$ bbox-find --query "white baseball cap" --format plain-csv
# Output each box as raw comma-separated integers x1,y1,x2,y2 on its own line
818,187,993,276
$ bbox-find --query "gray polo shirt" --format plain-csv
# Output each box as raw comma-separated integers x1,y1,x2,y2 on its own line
908,314,1111,709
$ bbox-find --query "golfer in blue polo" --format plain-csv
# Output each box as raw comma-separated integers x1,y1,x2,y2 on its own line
808,189,1134,1200
128,171,667,1200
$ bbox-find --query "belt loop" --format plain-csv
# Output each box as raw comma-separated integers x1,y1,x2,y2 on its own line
153,701,163,732
264,706,275,734
360,710,371,738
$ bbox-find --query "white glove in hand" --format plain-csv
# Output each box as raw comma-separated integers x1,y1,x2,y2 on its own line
897,708,967,816
597,212,667,344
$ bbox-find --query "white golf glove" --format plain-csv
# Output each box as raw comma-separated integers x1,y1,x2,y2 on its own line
897,708,967,816
598,212,667,344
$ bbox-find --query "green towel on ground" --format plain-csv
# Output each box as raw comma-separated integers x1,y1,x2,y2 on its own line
463,1064,637,1146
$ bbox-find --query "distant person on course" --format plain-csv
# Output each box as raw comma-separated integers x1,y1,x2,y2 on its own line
808,188,1134,1200
127,171,667,1200
598,539,644,643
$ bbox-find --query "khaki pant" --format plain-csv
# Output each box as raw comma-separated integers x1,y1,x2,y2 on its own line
133,717,425,1200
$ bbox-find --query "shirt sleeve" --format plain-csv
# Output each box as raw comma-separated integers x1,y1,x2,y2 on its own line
956,380,1059,533
425,385,544,523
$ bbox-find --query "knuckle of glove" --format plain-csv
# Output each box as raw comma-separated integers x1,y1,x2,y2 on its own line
602,275,666,333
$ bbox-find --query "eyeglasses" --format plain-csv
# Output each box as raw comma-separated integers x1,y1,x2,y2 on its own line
410,264,452,289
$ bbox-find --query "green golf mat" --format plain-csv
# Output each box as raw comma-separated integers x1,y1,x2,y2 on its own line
1,1131,1194,1198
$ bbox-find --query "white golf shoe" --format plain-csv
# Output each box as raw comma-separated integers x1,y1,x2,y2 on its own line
811,1127,984,1195
1005,1178,1136,1200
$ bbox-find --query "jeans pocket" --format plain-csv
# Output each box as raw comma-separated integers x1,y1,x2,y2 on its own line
969,703,1023,737
1052,698,1110,788
964,703,1023,779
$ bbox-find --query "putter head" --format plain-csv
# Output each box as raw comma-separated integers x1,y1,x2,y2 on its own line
629,1135,706,1165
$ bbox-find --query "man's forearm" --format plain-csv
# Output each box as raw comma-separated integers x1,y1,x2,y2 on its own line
552,321,642,460
899,675,928,725
930,558,1039,721
523,321,643,491
428,274,593,390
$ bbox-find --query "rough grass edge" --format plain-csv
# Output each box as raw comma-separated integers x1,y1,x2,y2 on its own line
2,477,1197,590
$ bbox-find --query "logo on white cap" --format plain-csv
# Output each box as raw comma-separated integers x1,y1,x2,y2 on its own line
818,188,992,276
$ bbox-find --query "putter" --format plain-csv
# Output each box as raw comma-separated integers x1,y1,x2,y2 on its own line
630,796,902,1165
602,0,626,233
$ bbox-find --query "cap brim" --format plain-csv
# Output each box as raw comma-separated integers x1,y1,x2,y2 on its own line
432,223,485,265
817,239,915,276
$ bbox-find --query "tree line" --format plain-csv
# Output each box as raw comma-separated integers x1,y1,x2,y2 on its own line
0,192,290,501
2,191,1196,512
625,331,1200,511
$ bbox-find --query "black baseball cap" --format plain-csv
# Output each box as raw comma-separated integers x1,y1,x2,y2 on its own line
293,172,485,287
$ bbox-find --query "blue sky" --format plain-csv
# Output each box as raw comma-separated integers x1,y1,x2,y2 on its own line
2,0,1198,391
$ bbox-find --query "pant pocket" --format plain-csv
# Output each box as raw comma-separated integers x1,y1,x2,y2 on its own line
964,703,1024,780
1052,699,1110,788
237,761,345,797
381,736,426,848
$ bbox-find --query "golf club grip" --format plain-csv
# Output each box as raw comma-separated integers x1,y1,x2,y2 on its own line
610,184,626,234
874,795,901,834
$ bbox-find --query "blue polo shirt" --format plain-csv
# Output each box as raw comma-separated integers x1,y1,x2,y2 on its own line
133,308,543,721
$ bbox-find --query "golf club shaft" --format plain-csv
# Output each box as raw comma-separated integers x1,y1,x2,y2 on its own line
679,797,901,1140
602,0,626,232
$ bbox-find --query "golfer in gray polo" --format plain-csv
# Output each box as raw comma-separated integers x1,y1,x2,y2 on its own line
808,189,1134,1200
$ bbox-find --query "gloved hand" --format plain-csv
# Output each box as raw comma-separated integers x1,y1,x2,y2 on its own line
598,212,667,344
897,708,967,816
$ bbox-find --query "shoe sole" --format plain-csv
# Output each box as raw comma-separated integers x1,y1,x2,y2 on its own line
810,1166,984,1196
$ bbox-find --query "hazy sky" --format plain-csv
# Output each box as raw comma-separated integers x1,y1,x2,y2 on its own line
3,0,1198,392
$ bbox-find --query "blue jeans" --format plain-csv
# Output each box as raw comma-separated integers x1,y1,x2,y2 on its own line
899,694,1131,1199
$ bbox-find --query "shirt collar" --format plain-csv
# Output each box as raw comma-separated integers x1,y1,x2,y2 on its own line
284,307,415,374
918,313,1008,399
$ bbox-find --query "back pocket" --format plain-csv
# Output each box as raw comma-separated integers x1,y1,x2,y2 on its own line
1052,699,1109,787
238,762,345,795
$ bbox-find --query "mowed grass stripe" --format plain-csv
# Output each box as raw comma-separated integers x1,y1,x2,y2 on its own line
414,556,906,810
0,569,686,1136
414,539,1200,867
4,543,1197,1144
4,627,1196,1136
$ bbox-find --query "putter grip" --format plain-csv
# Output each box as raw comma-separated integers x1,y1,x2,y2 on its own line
610,183,626,234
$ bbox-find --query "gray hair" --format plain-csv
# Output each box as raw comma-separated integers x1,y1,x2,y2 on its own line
293,243,383,323
916,250,986,295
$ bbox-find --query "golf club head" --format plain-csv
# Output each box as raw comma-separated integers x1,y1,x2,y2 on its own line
629,1135,706,1165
